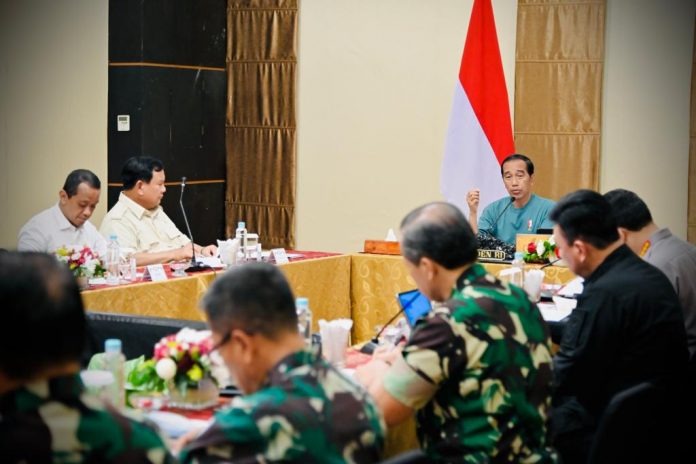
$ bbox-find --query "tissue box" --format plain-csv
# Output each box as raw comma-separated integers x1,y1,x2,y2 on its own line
363,240,401,255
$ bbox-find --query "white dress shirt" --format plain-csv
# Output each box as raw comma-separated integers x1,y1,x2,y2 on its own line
18,203,107,256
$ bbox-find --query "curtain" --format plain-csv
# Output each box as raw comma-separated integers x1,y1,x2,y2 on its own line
514,0,606,200
689,11,696,244
225,0,298,249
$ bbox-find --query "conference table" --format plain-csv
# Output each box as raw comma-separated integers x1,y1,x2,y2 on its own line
81,251,575,343
82,251,575,457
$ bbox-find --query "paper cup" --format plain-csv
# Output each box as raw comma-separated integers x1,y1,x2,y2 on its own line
524,270,545,303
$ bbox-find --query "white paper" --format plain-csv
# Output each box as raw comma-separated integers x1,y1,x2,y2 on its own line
557,276,584,297
538,297,577,322
145,411,211,439
197,256,223,268
385,228,397,241
271,248,289,264
145,264,168,282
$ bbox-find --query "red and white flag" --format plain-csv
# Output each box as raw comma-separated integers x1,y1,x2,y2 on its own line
440,0,514,215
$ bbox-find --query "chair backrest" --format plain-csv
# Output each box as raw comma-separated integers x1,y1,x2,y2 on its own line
588,381,681,463
83,311,207,363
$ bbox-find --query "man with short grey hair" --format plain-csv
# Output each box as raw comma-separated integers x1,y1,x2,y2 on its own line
355,201,557,462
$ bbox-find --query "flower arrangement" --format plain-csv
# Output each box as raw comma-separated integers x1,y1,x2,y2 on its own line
128,328,216,393
55,245,105,278
523,236,560,264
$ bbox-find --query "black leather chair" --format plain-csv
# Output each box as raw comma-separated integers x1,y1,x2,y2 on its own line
587,381,684,463
379,450,428,464
83,311,207,364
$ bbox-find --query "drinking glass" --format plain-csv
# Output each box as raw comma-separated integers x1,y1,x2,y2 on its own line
118,262,131,282
170,262,187,277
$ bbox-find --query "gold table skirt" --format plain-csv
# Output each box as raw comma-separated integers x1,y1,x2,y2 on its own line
82,253,574,342
81,255,352,329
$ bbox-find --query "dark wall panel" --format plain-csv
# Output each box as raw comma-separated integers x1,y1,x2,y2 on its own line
108,0,227,247
110,0,226,67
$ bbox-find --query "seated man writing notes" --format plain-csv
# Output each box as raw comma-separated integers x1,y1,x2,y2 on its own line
18,169,106,256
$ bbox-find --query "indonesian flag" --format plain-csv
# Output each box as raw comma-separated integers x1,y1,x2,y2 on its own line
440,0,514,215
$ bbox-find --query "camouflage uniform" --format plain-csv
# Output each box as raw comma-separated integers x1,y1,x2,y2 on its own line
0,372,172,463
384,263,558,463
181,347,385,463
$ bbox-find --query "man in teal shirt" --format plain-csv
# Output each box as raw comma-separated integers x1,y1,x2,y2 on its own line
467,154,555,245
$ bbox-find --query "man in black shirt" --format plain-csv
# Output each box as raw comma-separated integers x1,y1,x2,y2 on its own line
548,190,687,464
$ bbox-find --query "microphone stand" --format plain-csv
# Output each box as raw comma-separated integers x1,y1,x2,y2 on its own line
491,196,515,234
540,258,561,269
359,306,406,355
180,177,212,273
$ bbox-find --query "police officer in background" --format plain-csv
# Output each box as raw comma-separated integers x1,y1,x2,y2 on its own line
0,251,172,463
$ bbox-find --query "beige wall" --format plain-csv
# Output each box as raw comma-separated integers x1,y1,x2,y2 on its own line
0,0,108,249
296,0,517,252
1,0,693,252
601,0,695,240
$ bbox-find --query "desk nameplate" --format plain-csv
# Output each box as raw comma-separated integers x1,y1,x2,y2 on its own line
477,249,507,262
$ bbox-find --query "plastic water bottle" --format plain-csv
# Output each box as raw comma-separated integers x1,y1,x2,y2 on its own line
235,221,247,262
103,338,125,408
105,234,120,285
296,297,313,346
511,251,525,287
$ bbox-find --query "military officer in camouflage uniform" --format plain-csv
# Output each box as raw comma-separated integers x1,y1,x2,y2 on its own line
179,263,385,463
0,252,172,463
355,202,558,462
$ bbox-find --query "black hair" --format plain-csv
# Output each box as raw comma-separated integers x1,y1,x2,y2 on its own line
0,252,86,380
202,263,298,338
62,169,101,198
550,189,619,249
501,153,534,176
400,202,478,269
121,156,164,190
604,189,653,232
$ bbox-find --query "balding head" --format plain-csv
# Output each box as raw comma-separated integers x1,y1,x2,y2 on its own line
400,202,478,269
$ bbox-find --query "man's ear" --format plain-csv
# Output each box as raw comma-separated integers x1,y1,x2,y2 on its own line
231,329,255,364
572,239,589,264
419,257,438,281
617,227,629,243
58,190,68,204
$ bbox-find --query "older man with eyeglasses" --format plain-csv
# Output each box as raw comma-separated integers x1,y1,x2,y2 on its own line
176,263,385,463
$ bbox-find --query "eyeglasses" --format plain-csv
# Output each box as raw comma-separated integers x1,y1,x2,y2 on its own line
212,331,231,351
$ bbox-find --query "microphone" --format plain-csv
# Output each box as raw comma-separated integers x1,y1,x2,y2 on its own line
179,177,211,273
359,306,407,355
540,258,562,269
491,196,515,233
